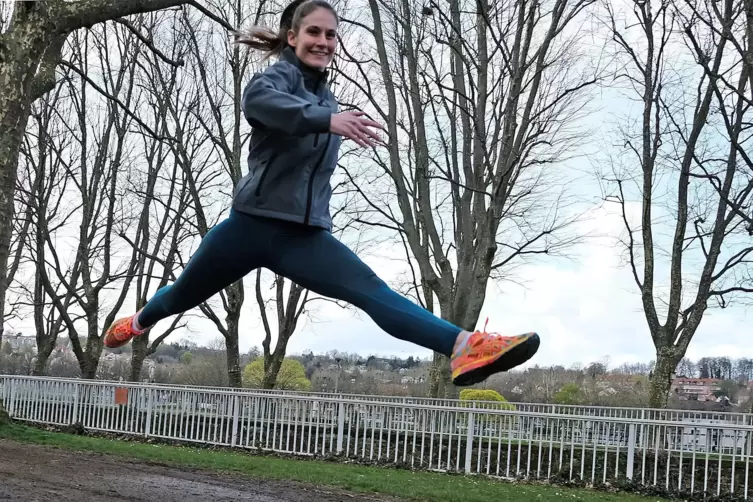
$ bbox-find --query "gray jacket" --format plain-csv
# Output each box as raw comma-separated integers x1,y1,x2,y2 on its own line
233,46,342,231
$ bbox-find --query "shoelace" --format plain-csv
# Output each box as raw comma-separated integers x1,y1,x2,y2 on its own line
468,318,516,355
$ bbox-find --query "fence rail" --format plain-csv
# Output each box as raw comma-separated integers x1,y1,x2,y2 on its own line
2,374,752,498
4,374,749,424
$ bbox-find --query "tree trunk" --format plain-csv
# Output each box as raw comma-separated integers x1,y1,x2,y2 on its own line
130,335,149,382
428,353,452,398
649,346,681,408
225,313,242,388
80,359,98,379
80,322,101,379
262,351,286,390
428,304,479,398
31,357,47,376
0,42,47,353
31,337,55,376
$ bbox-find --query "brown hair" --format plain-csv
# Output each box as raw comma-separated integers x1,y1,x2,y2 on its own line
234,0,339,59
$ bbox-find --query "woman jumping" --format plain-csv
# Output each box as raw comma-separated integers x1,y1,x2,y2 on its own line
104,0,540,387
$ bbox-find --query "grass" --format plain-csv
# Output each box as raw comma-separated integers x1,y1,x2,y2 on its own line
0,424,668,502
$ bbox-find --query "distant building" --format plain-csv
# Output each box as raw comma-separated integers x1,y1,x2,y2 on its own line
6,334,36,351
671,378,721,402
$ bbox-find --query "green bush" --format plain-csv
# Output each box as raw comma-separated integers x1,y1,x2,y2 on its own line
459,389,515,410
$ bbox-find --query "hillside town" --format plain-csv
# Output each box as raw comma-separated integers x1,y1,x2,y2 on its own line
2,333,750,412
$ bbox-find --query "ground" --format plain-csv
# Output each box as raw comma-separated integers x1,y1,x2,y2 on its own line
0,440,397,502
0,426,668,501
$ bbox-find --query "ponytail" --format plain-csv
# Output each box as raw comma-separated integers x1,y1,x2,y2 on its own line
233,26,287,59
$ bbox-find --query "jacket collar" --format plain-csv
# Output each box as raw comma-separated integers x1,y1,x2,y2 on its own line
280,46,328,91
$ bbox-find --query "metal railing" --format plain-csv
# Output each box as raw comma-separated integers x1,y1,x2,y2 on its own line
2,374,752,498
3,374,749,425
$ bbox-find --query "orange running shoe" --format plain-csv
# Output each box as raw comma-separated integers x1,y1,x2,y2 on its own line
103,311,147,349
451,319,540,386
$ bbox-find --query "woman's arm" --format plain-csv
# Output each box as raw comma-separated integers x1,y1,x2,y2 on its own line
242,62,332,136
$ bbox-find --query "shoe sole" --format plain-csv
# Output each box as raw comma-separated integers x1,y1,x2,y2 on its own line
103,335,133,349
452,333,540,387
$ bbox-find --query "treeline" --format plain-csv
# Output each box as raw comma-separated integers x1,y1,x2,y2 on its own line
4,338,753,412
673,357,753,381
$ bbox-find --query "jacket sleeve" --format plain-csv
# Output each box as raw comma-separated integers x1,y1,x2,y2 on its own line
242,63,332,136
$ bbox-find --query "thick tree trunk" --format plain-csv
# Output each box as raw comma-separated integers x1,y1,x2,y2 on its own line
428,300,485,398
428,353,452,398
225,339,241,388
225,310,242,388
74,308,103,379
0,41,46,352
649,346,681,408
130,335,149,382
80,357,99,379
31,357,47,376
31,336,55,376
262,350,286,390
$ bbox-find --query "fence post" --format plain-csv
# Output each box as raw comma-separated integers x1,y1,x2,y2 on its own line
7,378,16,417
626,423,636,480
464,412,475,474
144,387,154,438
639,409,645,449
231,395,240,448
71,383,80,425
336,400,345,454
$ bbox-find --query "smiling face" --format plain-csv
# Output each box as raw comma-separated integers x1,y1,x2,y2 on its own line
287,7,338,70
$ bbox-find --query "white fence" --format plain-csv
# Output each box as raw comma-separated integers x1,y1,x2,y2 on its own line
8,375,751,424
2,375,753,498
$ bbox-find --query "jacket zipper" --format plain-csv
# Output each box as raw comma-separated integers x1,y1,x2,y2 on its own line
255,153,277,197
303,133,331,225
304,78,329,225
313,94,326,148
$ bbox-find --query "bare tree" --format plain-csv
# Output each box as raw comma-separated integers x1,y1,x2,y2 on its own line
337,0,599,396
0,0,225,363
166,0,268,387
33,25,157,378
254,271,313,389
676,357,697,378
9,86,81,375
121,12,197,381
602,0,753,407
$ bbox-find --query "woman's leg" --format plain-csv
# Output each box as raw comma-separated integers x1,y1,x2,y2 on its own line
267,225,539,385
269,226,460,355
104,210,268,348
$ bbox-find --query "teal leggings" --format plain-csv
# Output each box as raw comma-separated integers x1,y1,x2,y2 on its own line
139,210,461,356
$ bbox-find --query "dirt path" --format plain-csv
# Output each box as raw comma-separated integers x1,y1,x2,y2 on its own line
0,440,399,502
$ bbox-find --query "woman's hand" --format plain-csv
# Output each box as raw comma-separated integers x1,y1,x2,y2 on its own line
330,111,387,148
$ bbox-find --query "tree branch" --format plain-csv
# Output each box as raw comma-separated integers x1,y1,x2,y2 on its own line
113,17,185,67
55,0,188,33
30,34,67,101
61,60,173,141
